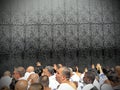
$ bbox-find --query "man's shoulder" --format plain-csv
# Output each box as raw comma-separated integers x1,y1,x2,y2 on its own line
82,84,94,90
58,83,75,90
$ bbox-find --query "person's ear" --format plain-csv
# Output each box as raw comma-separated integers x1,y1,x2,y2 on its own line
62,75,66,80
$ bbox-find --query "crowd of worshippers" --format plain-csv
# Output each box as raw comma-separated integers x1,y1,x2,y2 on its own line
0,62,120,90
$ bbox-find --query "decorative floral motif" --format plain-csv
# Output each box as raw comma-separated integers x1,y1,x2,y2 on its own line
0,0,120,75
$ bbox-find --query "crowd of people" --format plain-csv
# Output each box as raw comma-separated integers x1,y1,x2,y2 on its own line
0,61,120,90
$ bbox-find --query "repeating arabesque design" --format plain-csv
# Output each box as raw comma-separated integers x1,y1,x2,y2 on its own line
0,0,120,77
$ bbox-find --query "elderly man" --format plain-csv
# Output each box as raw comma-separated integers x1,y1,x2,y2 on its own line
43,66,59,90
56,66,76,90
10,66,26,90
13,66,26,80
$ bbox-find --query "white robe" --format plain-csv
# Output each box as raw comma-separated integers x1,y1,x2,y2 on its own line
57,83,76,90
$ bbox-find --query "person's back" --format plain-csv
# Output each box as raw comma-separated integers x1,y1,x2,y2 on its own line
0,71,12,89
100,83,113,90
29,83,43,90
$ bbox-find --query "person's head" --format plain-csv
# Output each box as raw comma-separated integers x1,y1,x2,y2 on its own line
83,71,95,84
26,66,34,73
56,67,71,84
13,66,25,80
107,71,120,86
115,65,120,77
69,67,73,77
0,86,9,90
27,73,39,85
39,75,49,87
84,67,88,73
3,71,11,77
29,83,43,90
89,69,99,80
91,64,95,69
53,64,57,70
15,80,28,90
57,64,63,68
36,62,41,66
43,66,54,77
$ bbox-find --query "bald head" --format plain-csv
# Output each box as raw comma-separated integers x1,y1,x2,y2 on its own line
15,80,28,90
29,83,43,90
27,73,39,84
26,66,34,72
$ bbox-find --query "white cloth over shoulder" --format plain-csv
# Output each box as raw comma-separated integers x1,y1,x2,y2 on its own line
93,79,100,90
57,83,76,90
24,72,35,80
82,84,94,90
101,84,113,90
49,76,59,90
70,72,80,82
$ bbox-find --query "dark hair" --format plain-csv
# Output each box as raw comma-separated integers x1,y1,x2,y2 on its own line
10,78,18,90
35,66,43,76
72,66,77,72
85,71,95,83
107,72,120,83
